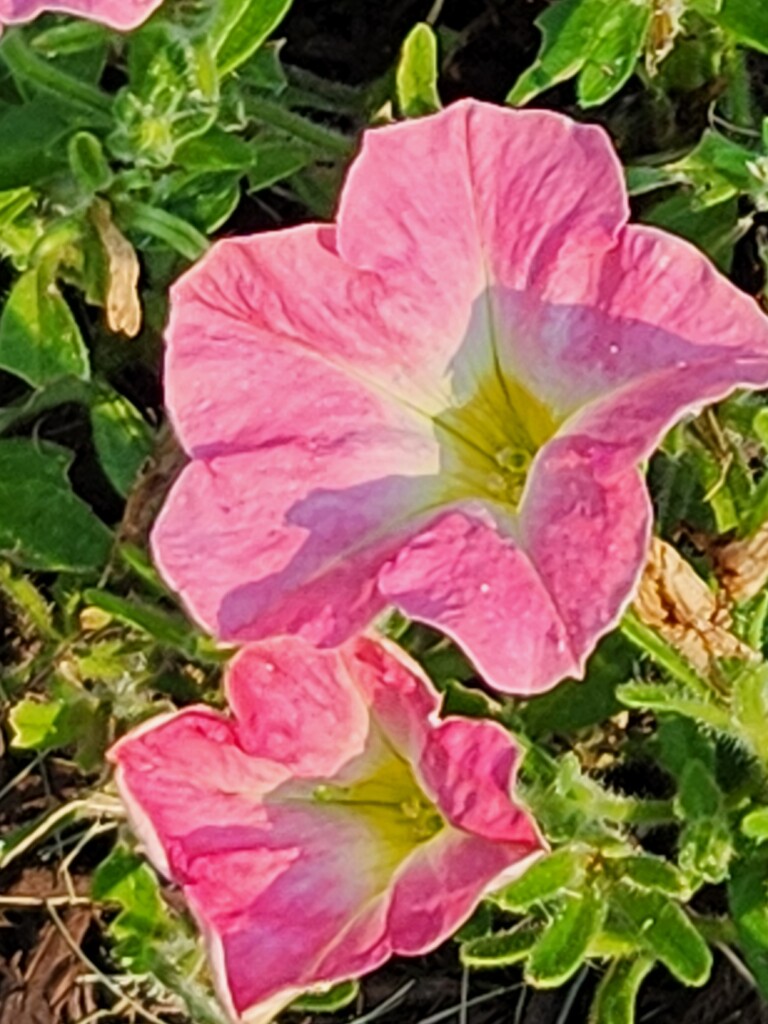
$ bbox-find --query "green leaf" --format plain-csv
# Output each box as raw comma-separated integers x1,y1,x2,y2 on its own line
460,922,540,969
0,186,36,228
575,0,651,106
742,807,768,840
663,130,757,208
9,686,107,769
93,845,228,1024
521,633,629,737
0,98,95,189
620,855,688,896
247,139,314,192
68,131,113,193
526,889,605,987
728,851,768,998
619,612,714,700
112,30,217,167
716,0,768,53
176,127,255,172
507,0,650,109
0,439,111,572
0,561,57,639
675,760,732,883
240,42,288,93
93,843,170,954
617,679,732,733
653,716,716,779
163,170,242,234
396,23,441,117
589,957,654,1024
81,588,209,658
615,887,712,985
90,389,153,497
117,200,208,261
0,266,90,386
677,759,722,819
495,847,588,912
31,21,109,57
625,164,678,197
9,698,76,750
642,193,743,273
290,981,359,1013
733,663,768,760
212,0,293,77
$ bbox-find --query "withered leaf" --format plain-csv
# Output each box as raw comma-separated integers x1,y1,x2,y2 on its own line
91,198,142,338
714,521,768,604
633,537,757,673
645,0,686,74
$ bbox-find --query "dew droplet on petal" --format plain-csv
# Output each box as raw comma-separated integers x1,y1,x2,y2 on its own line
480,583,490,594
608,344,619,355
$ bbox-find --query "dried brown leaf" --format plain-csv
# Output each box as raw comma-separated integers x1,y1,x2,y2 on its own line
645,0,686,73
91,198,142,338
119,423,186,546
633,537,757,673
714,521,768,604
0,892,95,1024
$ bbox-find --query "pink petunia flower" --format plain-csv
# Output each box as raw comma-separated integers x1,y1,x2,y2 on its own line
152,99,768,695
0,0,162,31
111,634,544,1023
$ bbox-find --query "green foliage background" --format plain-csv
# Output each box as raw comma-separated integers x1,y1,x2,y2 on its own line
6,1,768,1022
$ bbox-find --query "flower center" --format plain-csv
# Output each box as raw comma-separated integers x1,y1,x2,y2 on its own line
312,744,443,847
434,367,560,511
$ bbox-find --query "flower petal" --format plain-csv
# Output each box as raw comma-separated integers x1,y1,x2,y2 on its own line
225,639,370,777
165,227,475,457
377,510,578,694
338,100,627,411
151,429,441,643
0,0,161,29
501,226,768,419
342,634,440,762
569,356,768,460
391,831,542,954
338,99,626,297
419,718,538,844
519,435,652,673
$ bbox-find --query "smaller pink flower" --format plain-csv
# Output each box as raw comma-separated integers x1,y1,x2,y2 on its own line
0,0,162,31
111,635,544,1023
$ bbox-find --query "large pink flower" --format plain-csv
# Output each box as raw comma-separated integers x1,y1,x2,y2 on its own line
111,635,543,1023
152,99,768,695
0,0,162,31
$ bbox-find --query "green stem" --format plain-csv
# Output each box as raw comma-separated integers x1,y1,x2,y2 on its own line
620,611,717,702
722,45,754,130
0,376,91,436
693,914,739,947
0,30,112,121
247,96,355,157
747,591,768,652
0,563,59,642
116,200,209,262
596,796,677,826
